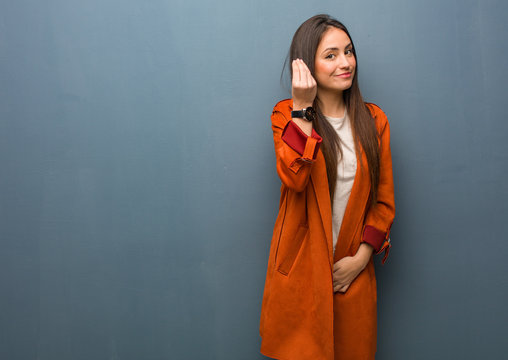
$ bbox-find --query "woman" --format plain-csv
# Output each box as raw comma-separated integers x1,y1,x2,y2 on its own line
259,14,395,360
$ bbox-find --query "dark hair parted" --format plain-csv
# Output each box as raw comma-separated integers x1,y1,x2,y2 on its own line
281,14,380,206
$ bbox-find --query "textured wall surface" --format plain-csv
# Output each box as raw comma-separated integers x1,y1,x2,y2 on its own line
1,0,507,359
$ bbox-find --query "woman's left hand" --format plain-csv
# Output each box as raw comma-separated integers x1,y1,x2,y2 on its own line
332,244,373,293
332,256,363,293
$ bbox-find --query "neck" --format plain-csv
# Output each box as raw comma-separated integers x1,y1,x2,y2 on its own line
316,88,346,118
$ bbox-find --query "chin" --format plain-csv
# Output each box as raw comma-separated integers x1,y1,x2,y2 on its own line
322,84,353,93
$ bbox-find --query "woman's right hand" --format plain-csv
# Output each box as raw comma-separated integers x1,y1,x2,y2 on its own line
291,58,317,109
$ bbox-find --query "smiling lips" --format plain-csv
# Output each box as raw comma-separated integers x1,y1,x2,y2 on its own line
335,72,351,78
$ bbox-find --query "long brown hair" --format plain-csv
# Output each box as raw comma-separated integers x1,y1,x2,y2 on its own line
281,14,380,205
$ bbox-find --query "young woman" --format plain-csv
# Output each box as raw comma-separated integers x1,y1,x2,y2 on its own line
259,14,395,360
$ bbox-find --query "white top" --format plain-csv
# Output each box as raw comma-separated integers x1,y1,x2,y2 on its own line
325,109,357,256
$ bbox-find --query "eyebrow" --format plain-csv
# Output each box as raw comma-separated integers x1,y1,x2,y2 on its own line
322,43,353,53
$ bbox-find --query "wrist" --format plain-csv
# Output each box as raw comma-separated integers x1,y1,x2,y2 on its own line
292,100,313,111
355,243,374,269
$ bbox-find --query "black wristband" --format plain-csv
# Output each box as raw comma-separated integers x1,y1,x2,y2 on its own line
291,107,316,122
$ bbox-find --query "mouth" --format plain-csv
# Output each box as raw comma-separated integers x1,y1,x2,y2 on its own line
335,72,352,78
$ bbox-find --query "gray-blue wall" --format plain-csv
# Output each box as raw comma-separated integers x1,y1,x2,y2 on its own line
1,0,507,359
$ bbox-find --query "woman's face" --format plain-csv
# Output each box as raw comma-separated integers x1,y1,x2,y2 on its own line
314,27,356,93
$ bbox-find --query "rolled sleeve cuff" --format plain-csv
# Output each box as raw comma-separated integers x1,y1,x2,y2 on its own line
281,120,322,160
362,225,392,265
362,225,385,252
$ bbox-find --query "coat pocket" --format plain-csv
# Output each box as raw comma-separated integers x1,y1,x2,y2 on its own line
275,223,308,276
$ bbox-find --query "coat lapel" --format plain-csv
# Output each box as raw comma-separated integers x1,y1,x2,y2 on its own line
309,145,371,265
333,147,371,262
309,151,334,267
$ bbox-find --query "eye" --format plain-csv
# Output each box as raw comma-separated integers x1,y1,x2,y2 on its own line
345,49,353,55
325,53,335,59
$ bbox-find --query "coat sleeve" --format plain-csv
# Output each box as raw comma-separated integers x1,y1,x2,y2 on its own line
271,108,323,192
361,106,395,265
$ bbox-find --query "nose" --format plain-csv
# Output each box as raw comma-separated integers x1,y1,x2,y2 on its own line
337,53,351,69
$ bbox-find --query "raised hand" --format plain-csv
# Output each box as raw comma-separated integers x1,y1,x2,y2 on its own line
291,58,317,110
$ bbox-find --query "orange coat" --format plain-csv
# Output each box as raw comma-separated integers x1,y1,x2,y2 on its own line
259,99,395,360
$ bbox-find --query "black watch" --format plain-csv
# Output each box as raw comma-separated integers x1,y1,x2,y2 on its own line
291,106,316,122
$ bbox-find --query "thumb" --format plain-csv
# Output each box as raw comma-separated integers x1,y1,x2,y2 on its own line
332,261,341,271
